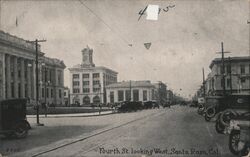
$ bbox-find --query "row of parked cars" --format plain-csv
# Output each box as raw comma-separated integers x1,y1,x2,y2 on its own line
197,94,250,156
115,101,163,113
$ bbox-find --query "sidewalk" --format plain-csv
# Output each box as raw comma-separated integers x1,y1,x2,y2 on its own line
27,110,115,118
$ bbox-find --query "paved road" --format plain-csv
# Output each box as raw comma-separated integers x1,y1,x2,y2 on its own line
15,106,235,157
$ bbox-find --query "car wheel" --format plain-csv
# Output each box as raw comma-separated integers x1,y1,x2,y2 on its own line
206,107,216,118
205,114,211,121
229,130,241,155
14,122,28,138
220,110,237,127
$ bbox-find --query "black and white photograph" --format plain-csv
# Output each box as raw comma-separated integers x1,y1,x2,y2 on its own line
0,0,249,156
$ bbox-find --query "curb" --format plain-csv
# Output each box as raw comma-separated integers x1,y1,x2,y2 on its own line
27,111,116,118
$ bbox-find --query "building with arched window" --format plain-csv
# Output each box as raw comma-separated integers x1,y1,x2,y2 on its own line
69,46,118,106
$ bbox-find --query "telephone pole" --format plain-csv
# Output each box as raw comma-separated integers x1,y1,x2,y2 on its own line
30,39,46,126
202,68,206,97
216,42,231,96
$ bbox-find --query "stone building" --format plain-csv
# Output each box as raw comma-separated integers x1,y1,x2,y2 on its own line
0,30,66,106
69,46,118,105
205,56,250,96
152,81,167,105
105,80,155,104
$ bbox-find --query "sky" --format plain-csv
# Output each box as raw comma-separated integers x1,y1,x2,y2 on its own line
0,0,249,99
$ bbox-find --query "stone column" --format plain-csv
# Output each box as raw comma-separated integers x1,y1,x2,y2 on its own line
55,68,58,105
0,52,5,100
27,60,32,99
5,55,11,98
20,59,25,98
13,56,18,98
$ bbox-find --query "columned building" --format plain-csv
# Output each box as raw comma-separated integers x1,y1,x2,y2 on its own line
69,46,118,105
105,80,155,104
0,30,66,106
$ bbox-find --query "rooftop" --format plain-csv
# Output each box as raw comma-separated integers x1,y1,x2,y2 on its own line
0,30,42,53
106,80,154,88
69,64,118,74
209,56,250,69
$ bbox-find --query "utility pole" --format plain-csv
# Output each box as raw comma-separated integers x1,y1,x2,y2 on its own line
216,42,231,96
30,39,46,126
228,57,232,94
129,80,132,101
202,68,206,97
0,0,2,30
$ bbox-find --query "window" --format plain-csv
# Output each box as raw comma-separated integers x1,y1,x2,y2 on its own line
118,90,124,102
64,92,66,96
73,74,79,79
83,81,89,86
93,88,100,92
58,70,62,85
133,90,139,101
73,88,80,93
42,88,45,98
82,74,89,79
83,88,90,93
46,88,49,98
125,90,131,101
221,78,224,88
143,90,147,101
50,69,53,83
11,82,14,97
240,65,245,74
51,89,54,97
226,78,231,88
220,65,224,74
73,81,79,86
93,73,99,78
59,89,62,98
110,91,114,103
226,64,231,74
93,80,100,85
18,83,21,98
241,78,246,84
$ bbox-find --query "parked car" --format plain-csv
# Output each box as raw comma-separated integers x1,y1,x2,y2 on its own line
0,98,31,138
117,101,143,112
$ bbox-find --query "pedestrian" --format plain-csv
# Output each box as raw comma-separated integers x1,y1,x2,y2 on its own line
45,103,48,117
99,103,102,115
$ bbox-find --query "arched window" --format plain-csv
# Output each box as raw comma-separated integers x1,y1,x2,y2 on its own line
83,96,90,105
93,95,100,104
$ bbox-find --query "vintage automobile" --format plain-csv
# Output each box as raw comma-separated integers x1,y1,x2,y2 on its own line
204,94,250,122
203,96,224,121
227,119,250,155
0,98,31,138
117,101,143,112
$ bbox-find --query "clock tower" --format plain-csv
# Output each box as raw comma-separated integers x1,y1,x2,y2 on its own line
81,45,95,67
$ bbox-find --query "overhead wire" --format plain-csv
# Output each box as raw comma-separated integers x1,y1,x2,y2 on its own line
78,0,132,47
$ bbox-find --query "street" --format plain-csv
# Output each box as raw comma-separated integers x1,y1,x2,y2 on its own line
1,106,235,157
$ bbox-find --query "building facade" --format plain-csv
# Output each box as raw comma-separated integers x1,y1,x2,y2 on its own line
69,46,118,105
105,80,155,104
0,30,66,106
64,87,70,106
153,81,167,105
205,56,250,96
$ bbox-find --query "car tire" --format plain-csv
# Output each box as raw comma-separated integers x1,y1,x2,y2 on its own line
220,110,237,127
228,130,248,156
205,114,212,121
206,107,216,118
14,122,28,138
